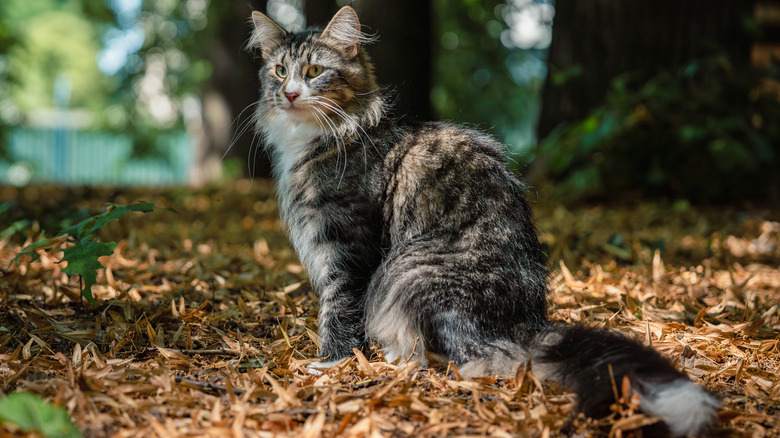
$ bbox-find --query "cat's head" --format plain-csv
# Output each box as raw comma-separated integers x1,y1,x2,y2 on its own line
249,7,383,134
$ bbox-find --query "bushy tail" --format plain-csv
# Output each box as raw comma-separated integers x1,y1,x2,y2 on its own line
529,324,719,437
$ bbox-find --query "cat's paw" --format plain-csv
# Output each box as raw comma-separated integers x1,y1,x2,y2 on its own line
306,357,348,375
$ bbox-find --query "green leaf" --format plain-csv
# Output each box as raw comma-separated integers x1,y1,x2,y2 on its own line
60,241,117,303
0,219,31,240
11,201,174,303
0,201,16,215
61,201,163,240
0,392,81,438
8,233,61,269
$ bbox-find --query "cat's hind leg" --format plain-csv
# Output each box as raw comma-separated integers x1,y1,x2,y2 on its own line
365,252,530,375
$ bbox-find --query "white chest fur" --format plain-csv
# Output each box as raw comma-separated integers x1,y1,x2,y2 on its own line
262,111,333,289
263,111,321,179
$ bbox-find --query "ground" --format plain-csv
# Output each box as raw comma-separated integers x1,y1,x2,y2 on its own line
0,181,778,437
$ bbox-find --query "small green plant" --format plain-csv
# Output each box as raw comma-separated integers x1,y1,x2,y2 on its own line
9,201,173,304
0,392,81,438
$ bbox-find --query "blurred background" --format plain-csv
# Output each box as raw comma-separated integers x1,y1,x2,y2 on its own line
0,0,778,203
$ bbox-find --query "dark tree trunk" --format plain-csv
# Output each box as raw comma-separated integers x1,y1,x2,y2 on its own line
538,0,756,140
196,0,269,182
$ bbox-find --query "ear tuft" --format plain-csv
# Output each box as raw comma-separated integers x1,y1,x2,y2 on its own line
249,11,287,60
320,6,362,59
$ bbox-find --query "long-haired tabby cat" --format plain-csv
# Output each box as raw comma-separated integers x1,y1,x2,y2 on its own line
248,6,718,436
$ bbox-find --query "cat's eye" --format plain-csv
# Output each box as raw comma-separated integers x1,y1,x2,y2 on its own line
275,65,288,78
307,65,324,78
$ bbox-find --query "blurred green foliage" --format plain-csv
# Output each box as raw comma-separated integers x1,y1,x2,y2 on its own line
101,0,215,155
0,15,15,157
0,392,81,438
432,0,547,157
537,56,780,202
0,0,215,155
0,0,114,114
0,0,112,156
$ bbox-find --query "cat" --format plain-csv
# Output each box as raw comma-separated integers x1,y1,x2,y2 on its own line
248,6,718,437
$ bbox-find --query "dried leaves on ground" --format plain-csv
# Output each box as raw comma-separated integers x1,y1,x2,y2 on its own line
0,182,778,437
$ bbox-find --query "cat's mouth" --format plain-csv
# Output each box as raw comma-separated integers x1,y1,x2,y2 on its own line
279,95,348,126
280,100,319,121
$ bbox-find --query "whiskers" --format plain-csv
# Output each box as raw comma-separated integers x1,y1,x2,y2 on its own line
353,88,381,96
309,104,349,187
220,100,269,182
307,96,378,171
235,92,381,187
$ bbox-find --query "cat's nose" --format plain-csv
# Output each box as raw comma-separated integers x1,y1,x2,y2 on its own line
285,92,299,103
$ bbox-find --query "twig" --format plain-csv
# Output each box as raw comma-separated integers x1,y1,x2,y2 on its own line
175,348,241,355
608,363,619,403
174,375,245,396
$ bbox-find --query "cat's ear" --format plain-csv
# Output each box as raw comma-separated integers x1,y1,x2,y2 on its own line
249,11,287,60
320,6,362,59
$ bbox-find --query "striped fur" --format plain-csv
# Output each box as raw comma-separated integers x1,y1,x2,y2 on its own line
249,7,718,436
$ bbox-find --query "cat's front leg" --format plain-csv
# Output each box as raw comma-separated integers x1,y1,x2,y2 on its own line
283,182,380,373
295,236,369,371
305,277,367,374
306,358,348,375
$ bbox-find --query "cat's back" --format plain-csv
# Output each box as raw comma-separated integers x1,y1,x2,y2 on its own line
382,121,532,243
373,120,549,336
386,121,507,171
383,121,513,192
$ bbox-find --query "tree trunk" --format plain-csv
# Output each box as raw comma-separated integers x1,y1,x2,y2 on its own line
538,0,756,140
196,0,269,182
